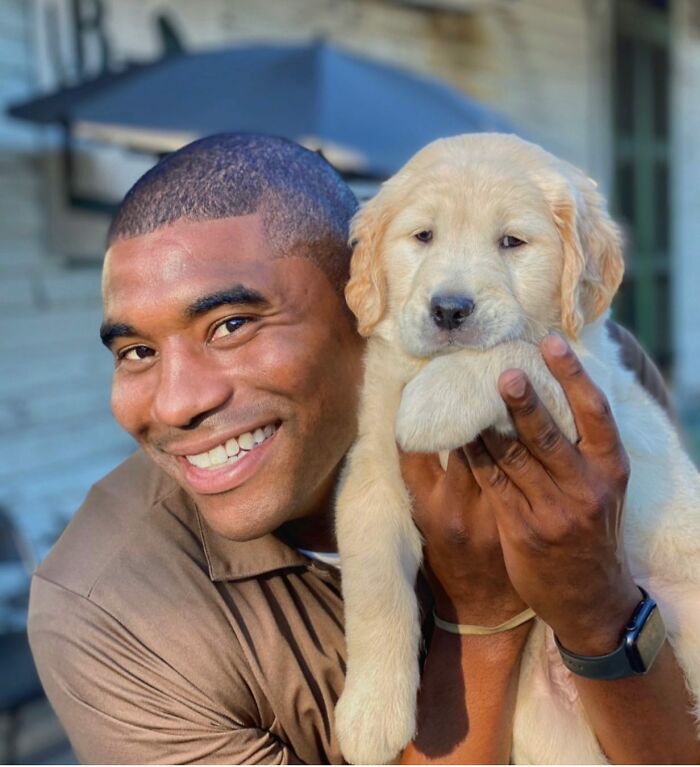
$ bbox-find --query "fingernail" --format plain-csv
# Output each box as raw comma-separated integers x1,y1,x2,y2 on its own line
503,371,526,398
545,332,569,357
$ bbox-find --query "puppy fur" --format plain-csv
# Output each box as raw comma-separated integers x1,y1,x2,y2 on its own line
334,133,700,764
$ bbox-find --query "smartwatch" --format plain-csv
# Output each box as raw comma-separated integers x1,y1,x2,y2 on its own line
555,588,666,680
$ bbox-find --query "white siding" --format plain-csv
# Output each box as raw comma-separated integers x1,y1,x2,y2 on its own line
31,0,616,260
5,0,692,558
671,0,700,403
0,0,133,560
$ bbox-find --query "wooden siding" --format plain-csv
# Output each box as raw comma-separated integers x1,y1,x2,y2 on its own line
0,0,133,560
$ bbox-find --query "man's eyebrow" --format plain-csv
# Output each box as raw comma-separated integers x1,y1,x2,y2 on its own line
185,285,269,317
99,286,268,349
100,322,137,350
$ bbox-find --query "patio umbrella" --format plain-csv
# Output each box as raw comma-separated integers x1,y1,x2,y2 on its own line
9,39,516,178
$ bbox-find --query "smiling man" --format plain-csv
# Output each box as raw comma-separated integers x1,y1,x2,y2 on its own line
28,134,699,765
29,135,365,763
101,213,362,545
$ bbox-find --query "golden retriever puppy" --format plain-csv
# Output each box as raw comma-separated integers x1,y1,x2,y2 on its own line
334,133,700,764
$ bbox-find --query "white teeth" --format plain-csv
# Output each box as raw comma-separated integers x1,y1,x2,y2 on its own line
238,432,254,450
185,423,277,469
187,452,212,469
209,445,228,466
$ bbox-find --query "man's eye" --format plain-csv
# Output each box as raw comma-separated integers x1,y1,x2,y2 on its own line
499,235,526,249
211,317,249,340
414,230,433,243
120,345,154,361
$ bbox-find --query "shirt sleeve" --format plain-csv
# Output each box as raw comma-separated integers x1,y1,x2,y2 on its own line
28,575,303,765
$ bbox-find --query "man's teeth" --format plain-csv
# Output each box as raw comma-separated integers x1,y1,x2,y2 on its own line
185,425,277,469
238,432,254,450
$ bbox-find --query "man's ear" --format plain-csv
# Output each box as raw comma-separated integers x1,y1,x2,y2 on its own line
345,196,389,337
552,167,624,339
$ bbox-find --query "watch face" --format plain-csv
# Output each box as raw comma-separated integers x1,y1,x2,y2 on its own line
628,604,666,672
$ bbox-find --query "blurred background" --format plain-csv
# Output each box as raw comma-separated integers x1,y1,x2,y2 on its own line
1,0,698,761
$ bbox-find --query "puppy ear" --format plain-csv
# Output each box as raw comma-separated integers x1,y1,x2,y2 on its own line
554,167,624,339
345,196,389,337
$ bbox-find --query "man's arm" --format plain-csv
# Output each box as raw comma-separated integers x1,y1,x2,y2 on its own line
29,575,303,765
466,333,699,763
402,626,530,764
399,449,533,763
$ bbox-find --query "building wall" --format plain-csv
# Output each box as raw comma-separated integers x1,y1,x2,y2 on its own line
34,0,615,259
2,0,696,556
672,0,700,403
112,0,614,176
0,0,134,559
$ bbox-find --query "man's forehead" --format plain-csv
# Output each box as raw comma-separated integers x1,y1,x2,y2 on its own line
100,214,342,329
103,215,275,297
105,214,267,269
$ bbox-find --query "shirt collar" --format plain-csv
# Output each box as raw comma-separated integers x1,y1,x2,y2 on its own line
194,504,313,582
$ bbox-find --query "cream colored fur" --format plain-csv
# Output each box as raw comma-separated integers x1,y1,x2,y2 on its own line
334,133,700,764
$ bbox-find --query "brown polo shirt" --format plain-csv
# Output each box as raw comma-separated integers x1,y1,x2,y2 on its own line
29,451,348,764
28,323,671,765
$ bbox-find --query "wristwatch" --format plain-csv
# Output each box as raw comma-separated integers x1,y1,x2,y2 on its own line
554,587,666,680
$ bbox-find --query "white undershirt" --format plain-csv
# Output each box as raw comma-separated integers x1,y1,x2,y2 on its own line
297,548,342,569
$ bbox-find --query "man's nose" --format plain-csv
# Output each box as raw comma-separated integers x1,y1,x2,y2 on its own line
430,294,476,330
151,348,232,429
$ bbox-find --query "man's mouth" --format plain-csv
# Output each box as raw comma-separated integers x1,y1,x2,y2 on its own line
184,423,277,470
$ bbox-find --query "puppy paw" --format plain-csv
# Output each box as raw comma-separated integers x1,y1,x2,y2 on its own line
396,373,506,452
335,671,417,764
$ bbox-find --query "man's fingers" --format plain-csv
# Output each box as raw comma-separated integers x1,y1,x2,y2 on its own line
497,368,582,483
539,333,625,461
478,428,556,502
464,437,528,515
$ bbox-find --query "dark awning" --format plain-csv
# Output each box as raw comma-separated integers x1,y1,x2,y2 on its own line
9,40,517,178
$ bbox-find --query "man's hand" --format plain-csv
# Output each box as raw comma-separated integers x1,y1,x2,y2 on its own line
463,333,640,654
400,448,528,628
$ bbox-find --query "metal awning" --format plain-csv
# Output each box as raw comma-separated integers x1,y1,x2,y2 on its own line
9,39,516,180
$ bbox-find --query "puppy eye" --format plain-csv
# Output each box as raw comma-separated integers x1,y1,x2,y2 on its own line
414,230,433,243
500,235,526,249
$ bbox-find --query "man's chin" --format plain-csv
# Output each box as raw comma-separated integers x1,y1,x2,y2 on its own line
196,491,287,542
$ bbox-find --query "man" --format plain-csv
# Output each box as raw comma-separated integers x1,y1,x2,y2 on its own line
28,134,699,764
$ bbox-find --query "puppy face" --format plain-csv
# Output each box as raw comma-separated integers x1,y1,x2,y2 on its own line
346,134,624,357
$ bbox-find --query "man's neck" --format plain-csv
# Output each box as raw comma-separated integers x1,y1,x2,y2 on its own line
276,467,340,552
277,508,337,552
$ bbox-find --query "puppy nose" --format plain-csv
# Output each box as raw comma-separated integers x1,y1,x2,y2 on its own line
430,294,475,330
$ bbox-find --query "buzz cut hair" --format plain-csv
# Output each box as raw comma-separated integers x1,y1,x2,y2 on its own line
107,133,359,291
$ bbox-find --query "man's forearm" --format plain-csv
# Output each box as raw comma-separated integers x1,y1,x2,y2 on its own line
401,624,531,764
572,639,699,764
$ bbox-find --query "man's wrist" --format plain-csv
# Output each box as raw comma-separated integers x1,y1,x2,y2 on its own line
434,607,535,636
548,582,642,656
433,592,529,629
555,587,666,680
431,617,533,652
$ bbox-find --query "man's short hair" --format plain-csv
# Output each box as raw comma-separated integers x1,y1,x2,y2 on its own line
107,133,359,291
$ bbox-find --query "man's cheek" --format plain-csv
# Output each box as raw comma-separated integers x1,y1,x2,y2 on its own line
111,377,148,437
251,336,324,398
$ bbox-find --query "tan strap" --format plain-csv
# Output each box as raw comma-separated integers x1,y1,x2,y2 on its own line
433,607,536,635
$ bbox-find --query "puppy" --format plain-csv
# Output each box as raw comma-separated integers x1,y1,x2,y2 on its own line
334,133,700,764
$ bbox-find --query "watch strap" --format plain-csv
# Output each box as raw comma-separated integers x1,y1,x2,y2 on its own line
555,633,639,680
554,587,665,680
